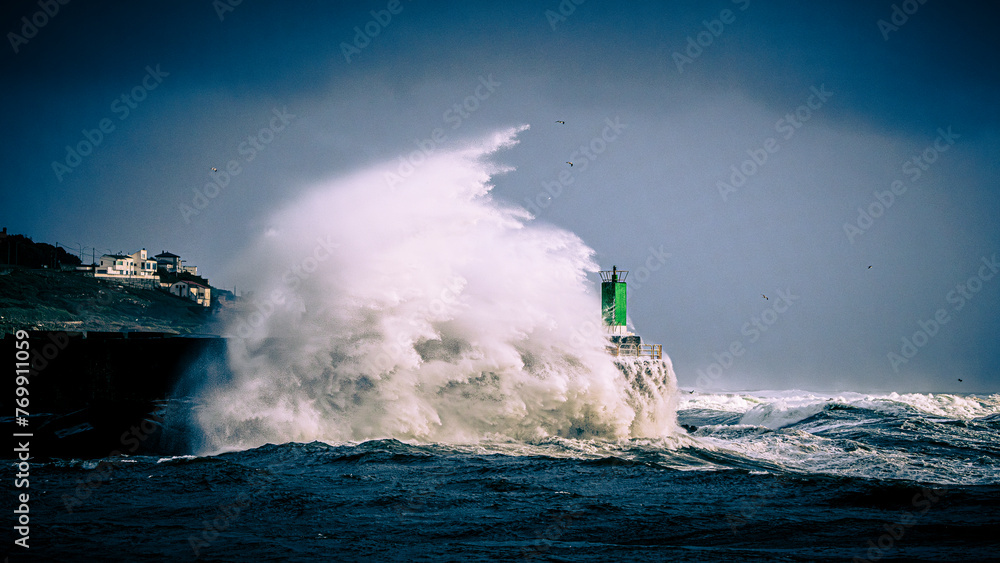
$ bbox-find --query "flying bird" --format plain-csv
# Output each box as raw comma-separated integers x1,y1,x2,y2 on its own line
868,265,872,269
566,161,573,166
555,120,565,124
958,378,963,382
211,167,218,172
762,294,768,300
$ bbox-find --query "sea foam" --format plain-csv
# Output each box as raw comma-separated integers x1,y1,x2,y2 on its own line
191,126,678,453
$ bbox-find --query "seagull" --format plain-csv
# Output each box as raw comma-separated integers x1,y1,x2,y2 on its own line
566,161,573,166
762,294,768,300
555,120,565,124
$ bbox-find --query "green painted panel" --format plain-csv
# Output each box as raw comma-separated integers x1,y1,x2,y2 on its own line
601,281,627,326
601,282,615,325
614,282,627,325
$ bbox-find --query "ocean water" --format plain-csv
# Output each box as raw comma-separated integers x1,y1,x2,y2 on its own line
15,387,1000,562
11,128,1000,561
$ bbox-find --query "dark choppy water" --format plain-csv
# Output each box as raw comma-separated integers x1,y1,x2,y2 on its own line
10,391,1000,562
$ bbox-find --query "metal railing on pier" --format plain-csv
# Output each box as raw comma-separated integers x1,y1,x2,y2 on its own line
606,343,662,360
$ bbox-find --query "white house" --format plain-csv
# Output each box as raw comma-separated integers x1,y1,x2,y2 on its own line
170,280,211,307
95,248,158,280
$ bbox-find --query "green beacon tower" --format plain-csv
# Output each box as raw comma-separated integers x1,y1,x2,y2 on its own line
600,266,628,336
600,265,662,360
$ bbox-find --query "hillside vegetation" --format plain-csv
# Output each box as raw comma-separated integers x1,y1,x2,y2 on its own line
0,267,216,336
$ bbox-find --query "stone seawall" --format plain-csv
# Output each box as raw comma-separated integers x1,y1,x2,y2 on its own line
6,331,228,459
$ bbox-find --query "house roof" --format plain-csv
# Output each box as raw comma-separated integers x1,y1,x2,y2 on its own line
172,280,209,289
156,251,180,258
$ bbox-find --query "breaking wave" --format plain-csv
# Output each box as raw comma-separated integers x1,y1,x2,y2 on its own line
678,390,1000,484
191,126,678,453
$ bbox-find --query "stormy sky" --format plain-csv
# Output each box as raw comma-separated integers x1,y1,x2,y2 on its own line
2,0,998,393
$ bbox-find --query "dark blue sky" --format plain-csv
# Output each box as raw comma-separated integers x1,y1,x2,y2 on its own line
2,0,998,392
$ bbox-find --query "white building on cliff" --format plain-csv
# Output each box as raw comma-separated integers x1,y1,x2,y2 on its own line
169,280,211,307
95,248,158,281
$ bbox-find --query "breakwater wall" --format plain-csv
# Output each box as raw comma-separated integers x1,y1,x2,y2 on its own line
6,331,228,459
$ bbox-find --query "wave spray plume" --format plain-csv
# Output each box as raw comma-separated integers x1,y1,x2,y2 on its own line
193,125,678,452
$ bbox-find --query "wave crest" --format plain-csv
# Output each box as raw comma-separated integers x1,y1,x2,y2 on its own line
193,127,678,453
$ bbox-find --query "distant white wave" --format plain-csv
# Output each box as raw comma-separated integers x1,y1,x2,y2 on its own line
682,389,1000,428
678,390,1000,484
